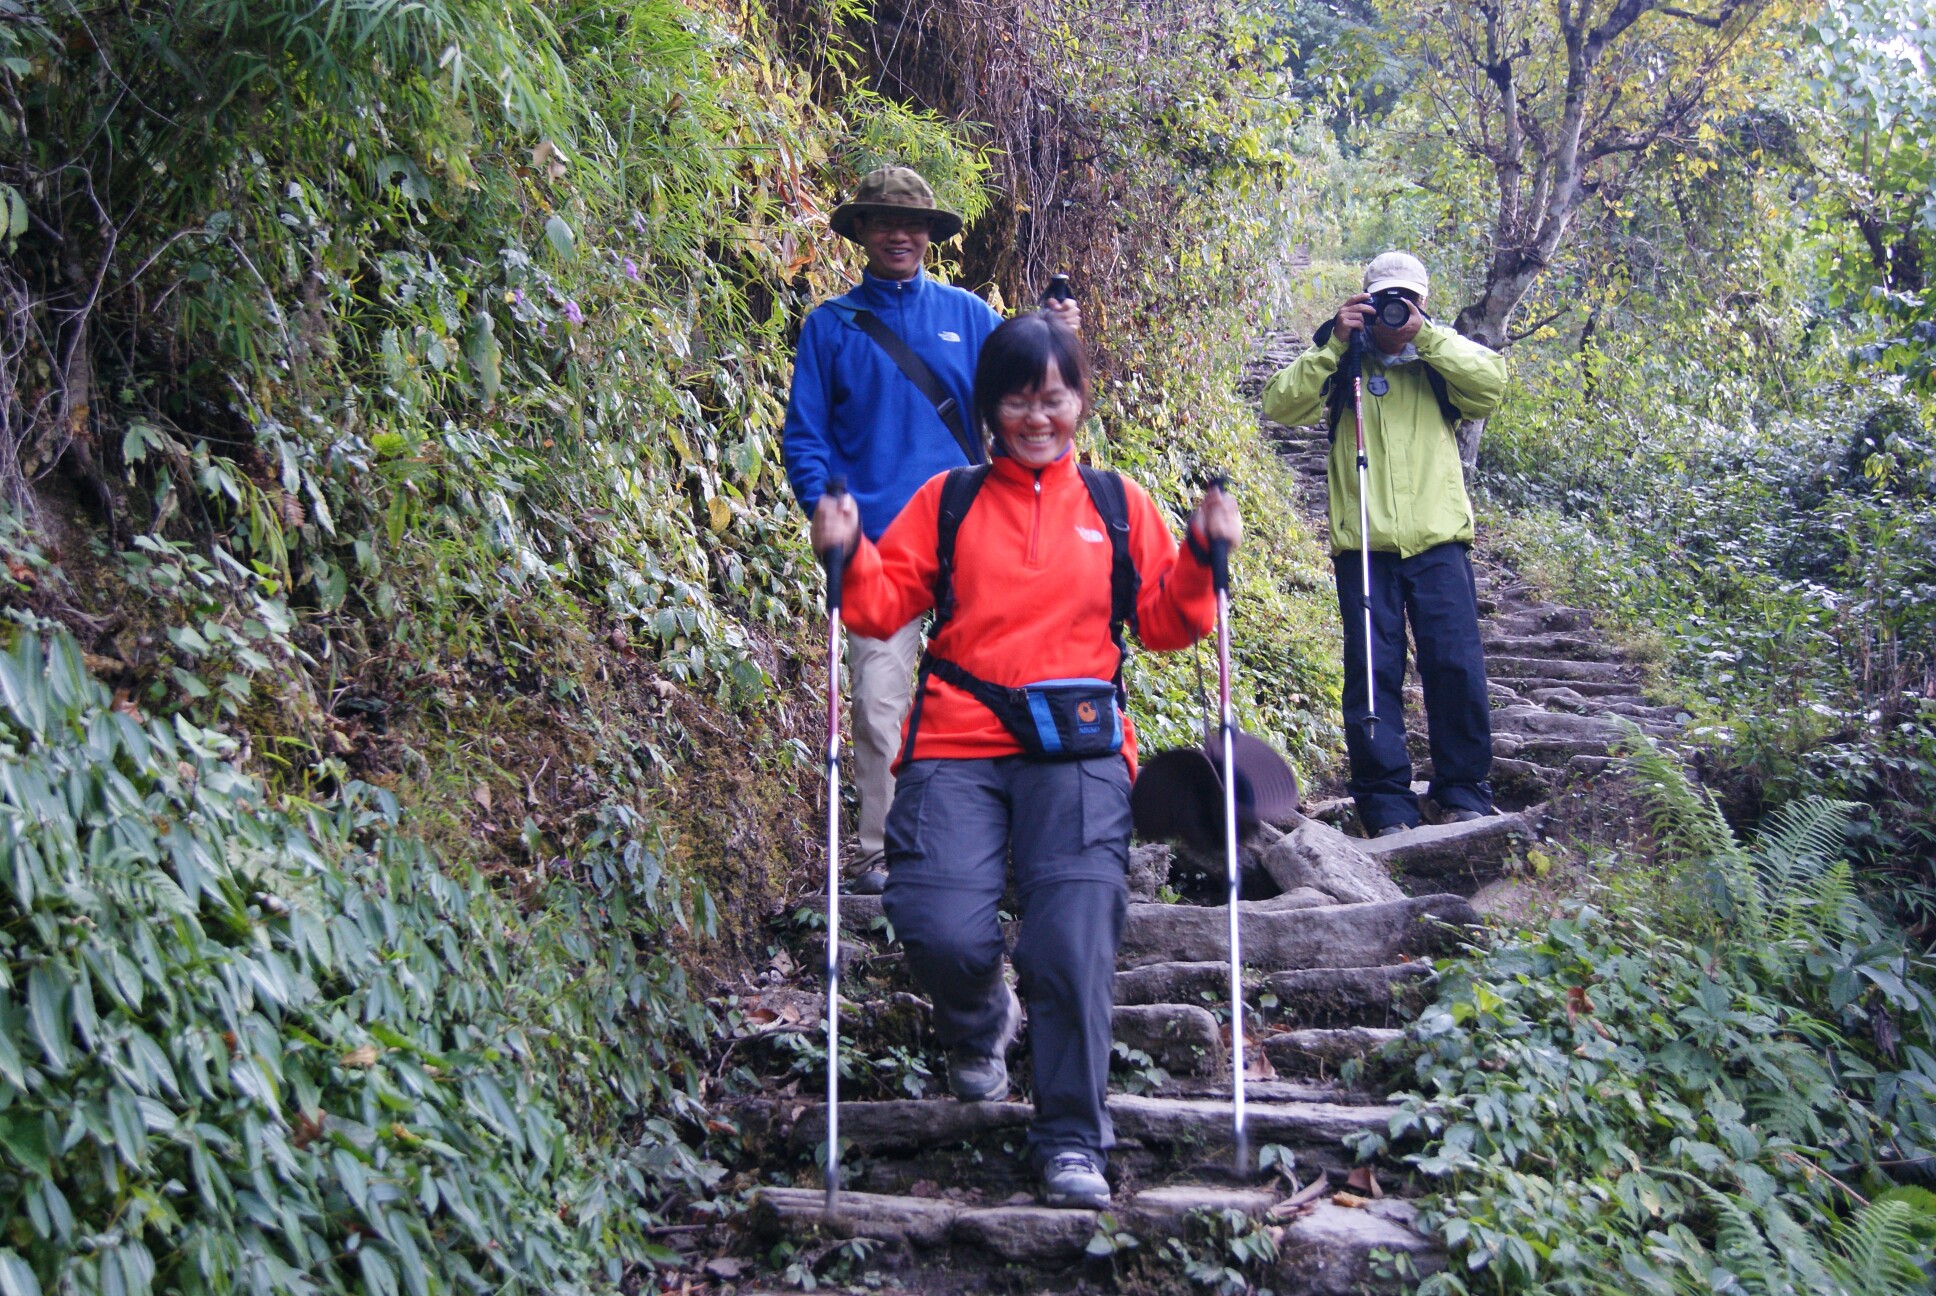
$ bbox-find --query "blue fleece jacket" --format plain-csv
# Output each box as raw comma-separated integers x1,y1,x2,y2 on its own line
784,269,1003,540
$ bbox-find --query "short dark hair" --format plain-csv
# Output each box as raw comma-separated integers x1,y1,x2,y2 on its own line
973,312,1091,438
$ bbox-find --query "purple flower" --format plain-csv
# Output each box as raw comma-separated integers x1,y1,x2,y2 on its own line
563,299,585,325
623,258,640,281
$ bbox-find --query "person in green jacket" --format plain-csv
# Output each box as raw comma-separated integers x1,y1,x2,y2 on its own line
1261,252,1507,835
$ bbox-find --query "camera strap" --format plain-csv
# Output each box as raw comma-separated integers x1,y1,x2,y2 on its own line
826,302,983,466
1313,317,1462,438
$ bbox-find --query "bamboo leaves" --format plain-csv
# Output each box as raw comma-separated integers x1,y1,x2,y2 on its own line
0,630,720,1295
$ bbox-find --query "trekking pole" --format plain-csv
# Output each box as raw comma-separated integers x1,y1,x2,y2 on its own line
1347,329,1378,735
820,477,849,1213
1207,476,1248,1178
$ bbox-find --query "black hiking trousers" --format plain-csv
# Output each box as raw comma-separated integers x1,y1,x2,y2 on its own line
1334,540,1494,833
882,754,1130,1170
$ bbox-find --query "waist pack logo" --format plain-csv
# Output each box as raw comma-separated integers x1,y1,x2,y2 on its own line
1076,700,1101,733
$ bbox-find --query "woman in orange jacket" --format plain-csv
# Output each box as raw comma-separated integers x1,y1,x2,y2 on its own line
811,311,1242,1209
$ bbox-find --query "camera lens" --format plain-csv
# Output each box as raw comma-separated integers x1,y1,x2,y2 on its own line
1375,296,1411,328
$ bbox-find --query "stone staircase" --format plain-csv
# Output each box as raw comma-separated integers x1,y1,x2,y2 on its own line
727,333,1679,1293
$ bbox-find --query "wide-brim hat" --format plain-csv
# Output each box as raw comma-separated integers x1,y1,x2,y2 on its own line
830,166,965,243
1130,731,1301,854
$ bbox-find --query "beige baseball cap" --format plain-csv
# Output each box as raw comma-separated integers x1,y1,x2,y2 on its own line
1364,251,1430,299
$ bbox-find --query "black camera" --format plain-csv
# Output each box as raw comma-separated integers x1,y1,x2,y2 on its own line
1367,289,1415,329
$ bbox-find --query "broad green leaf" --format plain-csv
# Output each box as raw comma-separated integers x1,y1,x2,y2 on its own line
0,1250,41,1296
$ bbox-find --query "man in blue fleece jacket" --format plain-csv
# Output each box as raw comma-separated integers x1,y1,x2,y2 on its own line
785,166,1078,891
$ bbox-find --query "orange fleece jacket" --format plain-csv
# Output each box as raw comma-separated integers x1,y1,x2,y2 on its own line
840,451,1217,772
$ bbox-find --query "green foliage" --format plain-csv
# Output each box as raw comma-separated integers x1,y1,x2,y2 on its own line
1365,742,1936,1293
1804,0,1936,386
0,629,720,1295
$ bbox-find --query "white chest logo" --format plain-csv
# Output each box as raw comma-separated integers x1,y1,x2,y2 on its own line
1075,526,1106,543
937,330,961,343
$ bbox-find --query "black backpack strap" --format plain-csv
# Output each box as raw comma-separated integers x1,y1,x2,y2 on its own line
898,465,991,765
1423,364,1463,428
842,307,983,466
1312,316,1461,434
1078,466,1140,701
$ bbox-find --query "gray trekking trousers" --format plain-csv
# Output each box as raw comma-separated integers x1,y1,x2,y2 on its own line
882,754,1131,1167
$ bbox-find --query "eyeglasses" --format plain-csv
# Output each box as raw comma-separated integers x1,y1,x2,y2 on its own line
997,391,1082,420
860,214,932,234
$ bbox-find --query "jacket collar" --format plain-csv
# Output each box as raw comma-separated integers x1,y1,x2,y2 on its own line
853,267,929,309
988,444,1079,488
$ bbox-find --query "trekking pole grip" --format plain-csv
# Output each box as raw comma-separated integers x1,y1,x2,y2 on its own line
821,476,848,613
1206,472,1231,594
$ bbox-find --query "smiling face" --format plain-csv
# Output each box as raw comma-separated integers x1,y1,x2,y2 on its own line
994,362,1085,469
855,211,932,281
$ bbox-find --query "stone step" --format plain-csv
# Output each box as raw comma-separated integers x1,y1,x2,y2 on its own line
1488,655,1628,683
1491,704,1625,742
1359,810,1538,895
1265,963,1436,1029
790,1095,1398,1172
1597,700,1688,724
1114,1002,1224,1075
1115,959,1233,1008
1120,894,1478,970
1262,1027,1403,1073
1122,956,1440,1022
1159,1077,1388,1106
1489,756,1559,807
1494,675,1641,698
1482,632,1611,660
753,1184,1441,1290
754,1182,1277,1263
1521,685,1600,713
1494,732,1617,765
1280,1199,1445,1295
1488,604,1591,635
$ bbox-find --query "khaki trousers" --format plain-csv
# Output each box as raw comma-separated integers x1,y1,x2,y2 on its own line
847,619,923,863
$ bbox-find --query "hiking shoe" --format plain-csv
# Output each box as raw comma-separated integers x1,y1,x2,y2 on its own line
1040,1151,1110,1208
948,984,1021,1102
1444,809,1488,825
844,868,887,896
1375,824,1412,838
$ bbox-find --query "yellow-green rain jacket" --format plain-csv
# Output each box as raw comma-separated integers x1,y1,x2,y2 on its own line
1261,322,1507,558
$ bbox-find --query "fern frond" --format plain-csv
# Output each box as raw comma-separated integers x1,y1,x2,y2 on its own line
1618,728,1742,871
1826,1198,1930,1296
1703,1185,1788,1295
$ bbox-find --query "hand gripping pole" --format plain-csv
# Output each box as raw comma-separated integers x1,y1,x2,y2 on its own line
820,478,848,1213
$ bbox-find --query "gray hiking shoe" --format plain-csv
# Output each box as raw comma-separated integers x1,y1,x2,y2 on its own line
948,984,1021,1102
1040,1151,1110,1208
1444,809,1488,824
1375,824,1411,838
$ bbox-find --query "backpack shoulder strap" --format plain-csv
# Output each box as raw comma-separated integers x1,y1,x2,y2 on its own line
899,464,990,767
932,464,991,630
1422,363,1463,428
1077,465,1141,698
827,301,983,467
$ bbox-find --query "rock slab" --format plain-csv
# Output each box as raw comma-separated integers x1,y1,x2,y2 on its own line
1258,820,1407,905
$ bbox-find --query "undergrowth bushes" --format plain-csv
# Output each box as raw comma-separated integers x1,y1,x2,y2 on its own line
0,630,720,1295
1479,330,1936,888
1369,737,1936,1293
